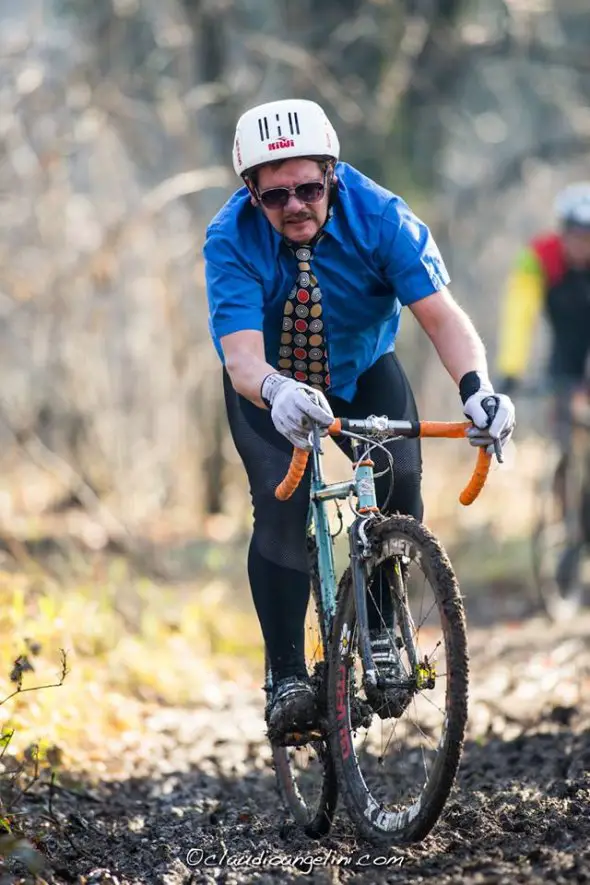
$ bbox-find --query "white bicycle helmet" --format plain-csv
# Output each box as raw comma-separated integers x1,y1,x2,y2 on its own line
554,182,590,227
232,98,340,178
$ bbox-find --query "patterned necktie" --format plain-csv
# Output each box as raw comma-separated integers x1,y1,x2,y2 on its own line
278,240,330,392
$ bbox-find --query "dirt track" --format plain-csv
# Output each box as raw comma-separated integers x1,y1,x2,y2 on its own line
4,600,590,885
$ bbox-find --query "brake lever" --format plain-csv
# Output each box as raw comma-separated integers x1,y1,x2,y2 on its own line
311,421,322,452
481,396,504,463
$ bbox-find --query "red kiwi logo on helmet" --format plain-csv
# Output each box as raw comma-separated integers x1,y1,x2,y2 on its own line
268,137,295,151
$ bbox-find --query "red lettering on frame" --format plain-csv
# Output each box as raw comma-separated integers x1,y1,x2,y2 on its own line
336,664,351,761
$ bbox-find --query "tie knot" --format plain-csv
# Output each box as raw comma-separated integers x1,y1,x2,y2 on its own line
284,241,312,258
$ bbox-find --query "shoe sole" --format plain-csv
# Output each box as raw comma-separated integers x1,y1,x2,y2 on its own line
267,696,320,745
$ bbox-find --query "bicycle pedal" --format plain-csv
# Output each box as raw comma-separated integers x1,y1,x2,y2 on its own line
280,728,324,747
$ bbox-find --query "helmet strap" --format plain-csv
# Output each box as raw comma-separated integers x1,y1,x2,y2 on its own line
242,174,260,205
326,164,338,208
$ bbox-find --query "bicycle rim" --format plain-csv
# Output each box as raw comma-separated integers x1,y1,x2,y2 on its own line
328,515,468,845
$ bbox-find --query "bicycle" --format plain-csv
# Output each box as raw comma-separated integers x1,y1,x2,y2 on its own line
265,414,495,845
531,386,590,620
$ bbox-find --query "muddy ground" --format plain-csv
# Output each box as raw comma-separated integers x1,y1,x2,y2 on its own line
3,593,590,885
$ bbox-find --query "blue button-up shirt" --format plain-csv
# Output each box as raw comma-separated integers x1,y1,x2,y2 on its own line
204,162,450,401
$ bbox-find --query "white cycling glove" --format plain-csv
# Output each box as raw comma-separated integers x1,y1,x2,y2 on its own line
261,373,334,450
460,371,516,453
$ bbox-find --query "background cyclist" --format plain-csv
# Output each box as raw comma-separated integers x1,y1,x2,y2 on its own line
496,182,590,440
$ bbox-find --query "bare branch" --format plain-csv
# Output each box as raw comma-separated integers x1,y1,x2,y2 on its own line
141,166,232,214
182,81,232,111
243,35,365,125
370,14,433,134
0,416,132,545
66,165,233,286
0,650,69,708
446,131,590,217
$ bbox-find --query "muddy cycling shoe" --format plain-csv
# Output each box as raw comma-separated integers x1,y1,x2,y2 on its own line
368,629,411,720
266,676,319,744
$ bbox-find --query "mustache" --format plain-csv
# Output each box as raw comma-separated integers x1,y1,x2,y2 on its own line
283,211,314,223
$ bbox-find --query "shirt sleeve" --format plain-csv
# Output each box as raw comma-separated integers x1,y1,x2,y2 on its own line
496,247,544,378
377,197,451,304
204,227,264,340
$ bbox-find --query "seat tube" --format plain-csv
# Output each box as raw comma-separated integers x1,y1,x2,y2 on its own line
310,437,338,633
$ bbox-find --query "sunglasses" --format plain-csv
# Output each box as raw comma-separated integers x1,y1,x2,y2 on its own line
258,176,327,210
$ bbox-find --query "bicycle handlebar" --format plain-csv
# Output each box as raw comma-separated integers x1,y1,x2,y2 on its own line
274,418,493,504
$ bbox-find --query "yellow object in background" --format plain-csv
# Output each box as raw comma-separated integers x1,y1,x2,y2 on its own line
496,249,545,379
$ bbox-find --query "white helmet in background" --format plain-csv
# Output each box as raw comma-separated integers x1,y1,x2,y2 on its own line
554,182,590,227
232,98,340,178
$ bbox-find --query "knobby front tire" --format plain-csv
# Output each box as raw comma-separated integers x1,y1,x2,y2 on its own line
327,515,469,845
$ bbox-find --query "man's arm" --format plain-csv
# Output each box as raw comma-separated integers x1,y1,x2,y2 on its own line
221,329,335,448
408,287,489,384
221,329,277,408
409,287,515,447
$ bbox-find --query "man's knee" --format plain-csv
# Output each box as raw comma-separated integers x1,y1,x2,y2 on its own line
377,469,423,520
252,489,309,571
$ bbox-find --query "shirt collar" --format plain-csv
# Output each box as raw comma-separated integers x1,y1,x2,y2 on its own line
323,196,346,245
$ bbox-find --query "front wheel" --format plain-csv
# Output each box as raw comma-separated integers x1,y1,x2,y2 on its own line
327,515,468,845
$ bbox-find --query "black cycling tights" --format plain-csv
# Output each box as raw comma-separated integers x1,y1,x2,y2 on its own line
224,352,423,682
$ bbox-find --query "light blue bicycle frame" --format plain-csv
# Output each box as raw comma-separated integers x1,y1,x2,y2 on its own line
265,424,379,700
308,425,379,645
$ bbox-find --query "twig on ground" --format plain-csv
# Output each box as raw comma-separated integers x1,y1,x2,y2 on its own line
0,650,69,708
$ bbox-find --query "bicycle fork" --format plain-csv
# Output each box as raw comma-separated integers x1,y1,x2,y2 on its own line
347,436,381,694
349,519,378,693
347,438,421,703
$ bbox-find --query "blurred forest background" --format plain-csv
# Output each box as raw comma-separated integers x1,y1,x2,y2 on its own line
0,0,588,540
0,0,589,762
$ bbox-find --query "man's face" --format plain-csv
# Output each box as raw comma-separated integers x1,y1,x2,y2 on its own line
254,158,331,243
562,227,590,268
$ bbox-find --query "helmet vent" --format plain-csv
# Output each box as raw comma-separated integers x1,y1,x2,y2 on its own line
257,112,301,143
258,116,270,142
288,112,300,136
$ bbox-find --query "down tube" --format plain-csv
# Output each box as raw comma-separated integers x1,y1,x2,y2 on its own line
311,496,338,638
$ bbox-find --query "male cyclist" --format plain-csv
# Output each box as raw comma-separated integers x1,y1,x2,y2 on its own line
497,182,590,414
496,183,590,560
204,99,515,739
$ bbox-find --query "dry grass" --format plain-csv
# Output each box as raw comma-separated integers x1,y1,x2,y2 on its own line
0,549,262,776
